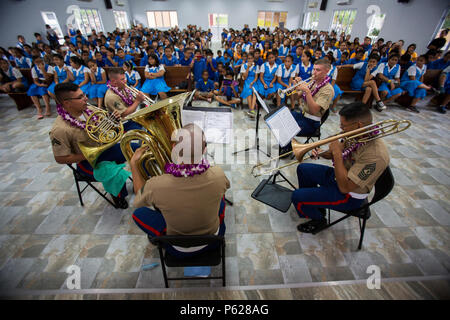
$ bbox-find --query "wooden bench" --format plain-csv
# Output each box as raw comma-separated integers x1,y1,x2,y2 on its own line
335,66,373,106
395,69,442,107
8,68,33,110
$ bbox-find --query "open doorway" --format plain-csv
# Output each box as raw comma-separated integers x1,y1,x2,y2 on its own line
208,13,228,44
430,8,450,52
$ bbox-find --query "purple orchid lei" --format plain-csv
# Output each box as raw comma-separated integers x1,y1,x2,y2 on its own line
107,81,134,106
164,158,210,177
333,126,380,165
56,104,94,129
301,76,330,102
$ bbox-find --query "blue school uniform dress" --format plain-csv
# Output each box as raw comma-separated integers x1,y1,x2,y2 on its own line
88,67,108,99
327,65,343,101
179,56,193,66
444,66,450,94
69,29,77,45
141,64,171,95
278,46,289,58
195,79,214,92
275,63,296,90
239,63,262,100
125,70,141,90
140,53,148,66
193,58,207,83
400,64,427,99
428,58,450,70
64,51,77,65
71,65,91,94
5,66,28,89
350,62,378,91
376,63,404,98
206,58,218,81
161,55,179,66
292,54,302,66
258,62,279,97
27,64,52,97
296,62,313,80
15,56,32,68
47,65,68,95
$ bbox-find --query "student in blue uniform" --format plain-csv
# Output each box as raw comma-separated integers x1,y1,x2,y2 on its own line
374,53,404,111
292,45,304,66
436,65,450,114
275,55,296,109
233,52,246,76
160,46,179,66
179,48,193,66
87,59,108,109
47,54,70,101
194,70,215,103
258,52,279,100
27,57,53,119
141,53,171,100
11,48,32,68
400,55,432,113
428,51,450,70
113,48,135,67
240,54,262,118
323,55,343,113
68,56,91,94
192,49,207,83
346,48,366,65
278,39,290,60
347,53,385,109
215,68,241,108
123,61,141,90
295,51,313,81
0,59,28,93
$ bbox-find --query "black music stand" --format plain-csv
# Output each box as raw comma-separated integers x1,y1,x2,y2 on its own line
232,89,271,158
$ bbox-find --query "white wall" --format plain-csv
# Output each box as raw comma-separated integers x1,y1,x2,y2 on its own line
303,0,450,54
0,0,133,49
128,0,305,31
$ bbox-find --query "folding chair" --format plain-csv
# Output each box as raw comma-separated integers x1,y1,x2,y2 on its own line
153,234,226,288
313,166,395,250
298,108,331,143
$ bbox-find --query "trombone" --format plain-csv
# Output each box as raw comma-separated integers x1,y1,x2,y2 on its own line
251,119,411,177
277,77,312,98
125,84,156,107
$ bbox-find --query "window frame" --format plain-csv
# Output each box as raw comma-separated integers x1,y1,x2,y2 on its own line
257,10,288,28
367,13,386,41
329,9,357,36
40,11,65,44
113,10,130,30
303,11,320,30
74,8,105,35
146,11,178,28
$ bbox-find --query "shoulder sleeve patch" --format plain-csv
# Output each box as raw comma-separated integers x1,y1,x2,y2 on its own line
358,163,376,181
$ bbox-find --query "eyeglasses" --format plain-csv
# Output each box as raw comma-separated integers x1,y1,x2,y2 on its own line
64,93,87,101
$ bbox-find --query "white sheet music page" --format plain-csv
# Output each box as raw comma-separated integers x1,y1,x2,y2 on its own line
265,106,301,147
181,110,206,131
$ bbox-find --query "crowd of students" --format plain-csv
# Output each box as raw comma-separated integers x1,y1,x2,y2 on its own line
0,24,449,119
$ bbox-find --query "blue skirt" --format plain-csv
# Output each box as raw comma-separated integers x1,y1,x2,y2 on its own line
350,76,364,91
88,83,108,98
72,80,91,94
141,78,171,95
401,80,426,99
240,78,263,99
332,83,343,100
260,82,278,97
27,83,48,97
379,82,404,98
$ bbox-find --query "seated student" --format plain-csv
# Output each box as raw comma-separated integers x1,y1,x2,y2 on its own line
406,44,418,62
216,50,224,64
275,54,296,109
224,43,233,59
0,59,28,93
215,68,241,108
114,48,135,67
131,124,230,258
321,39,334,56
141,53,171,100
262,41,272,61
48,54,70,101
436,65,450,114
179,48,193,66
295,51,313,81
346,53,386,110
160,46,179,66
233,51,246,76
292,45,304,66
428,51,450,70
323,55,343,113
313,49,324,63
94,51,106,68
333,42,348,61
23,44,33,59
81,50,91,67
87,59,108,109
194,70,215,103
123,61,141,90
156,45,164,59
192,49,206,83
278,39,291,60
104,48,117,67
334,51,349,66
11,48,32,68
27,57,53,119
205,49,218,81
258,51,279,100
67,56,91,94
399,53,413,78
374,53,404,110
240,53,261,118
64,43,78,65
254,50,264,67
346,48,366,65
222,51,232,67
400,55,432,113
273,50,283,65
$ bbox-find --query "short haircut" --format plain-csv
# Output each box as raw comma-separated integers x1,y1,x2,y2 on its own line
368,53,380,61
108,68,125,78
339,102,372,122
314,58,331,70
54,82,80,104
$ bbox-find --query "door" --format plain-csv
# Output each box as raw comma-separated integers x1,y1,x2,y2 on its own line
208,13,228,43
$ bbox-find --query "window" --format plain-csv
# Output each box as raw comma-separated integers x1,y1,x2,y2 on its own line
74,8,104,35
146,11,178,28
431,9,450,52
303,12,320,30
114,11,130,30
41,11,64,44
257,11,287,28
209,13,228,27
330,9,357,35
367,13,386,41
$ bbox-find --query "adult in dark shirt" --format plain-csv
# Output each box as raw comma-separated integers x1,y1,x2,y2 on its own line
427,29,448,51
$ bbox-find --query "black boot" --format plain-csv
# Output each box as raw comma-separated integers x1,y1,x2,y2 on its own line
112,195,128,209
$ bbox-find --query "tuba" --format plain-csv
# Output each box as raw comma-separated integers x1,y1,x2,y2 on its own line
120,92,190,179
78,104,124,168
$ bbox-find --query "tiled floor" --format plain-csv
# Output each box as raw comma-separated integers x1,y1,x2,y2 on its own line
0,87,449,298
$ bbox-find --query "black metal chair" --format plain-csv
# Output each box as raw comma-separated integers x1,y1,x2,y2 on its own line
298,108,331,143
66,164,118,209
313,166,395,250
152,235,226,288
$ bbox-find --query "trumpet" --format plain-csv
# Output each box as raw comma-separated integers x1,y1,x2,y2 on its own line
125,84,156,106
277,77,312,98
251,119,411,177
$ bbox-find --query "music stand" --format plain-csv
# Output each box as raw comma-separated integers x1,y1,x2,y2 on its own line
232,89,271,158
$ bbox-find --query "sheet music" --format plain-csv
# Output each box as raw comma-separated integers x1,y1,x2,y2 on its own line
181,110,206,131
252,87,270,113
265,106,301,147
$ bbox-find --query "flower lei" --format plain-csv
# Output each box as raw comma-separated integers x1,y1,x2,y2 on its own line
107,81,134,106
164,158,210,178
56,104,93,130
301,76,330,102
